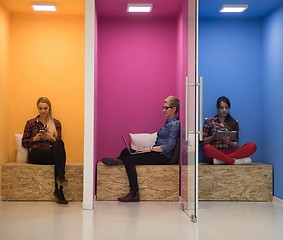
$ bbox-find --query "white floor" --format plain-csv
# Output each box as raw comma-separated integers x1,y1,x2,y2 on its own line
0,199,283,240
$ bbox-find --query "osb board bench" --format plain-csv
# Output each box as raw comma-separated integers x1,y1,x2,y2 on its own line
1,162,83,201
96,161,179,201
198,162,273,201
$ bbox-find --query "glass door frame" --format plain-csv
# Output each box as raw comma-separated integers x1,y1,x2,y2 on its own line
180,0,199,223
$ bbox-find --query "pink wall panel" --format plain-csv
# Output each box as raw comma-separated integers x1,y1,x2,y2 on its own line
94,10,98,194
96,16,179,160
176,12,183,110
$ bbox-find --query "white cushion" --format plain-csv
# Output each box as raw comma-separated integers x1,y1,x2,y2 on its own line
14,134,28,163
130,132,157,150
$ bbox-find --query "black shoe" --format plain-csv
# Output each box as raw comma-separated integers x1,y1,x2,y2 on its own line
101,158,123,166
54,187,68,204
118,191,140,202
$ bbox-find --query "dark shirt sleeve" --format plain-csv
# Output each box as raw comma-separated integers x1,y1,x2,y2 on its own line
203,118,212,138
22,120,33,149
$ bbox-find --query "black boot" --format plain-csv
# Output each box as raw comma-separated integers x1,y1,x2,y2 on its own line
54,187,68,204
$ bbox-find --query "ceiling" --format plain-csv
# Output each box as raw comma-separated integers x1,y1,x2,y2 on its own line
0,0,181,17
0,0,282,18
199,0,283,18
96,0,182,17
0,0,84,15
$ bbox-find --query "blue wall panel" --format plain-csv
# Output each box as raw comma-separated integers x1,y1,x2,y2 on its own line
199,18,263,162
263,5,283,200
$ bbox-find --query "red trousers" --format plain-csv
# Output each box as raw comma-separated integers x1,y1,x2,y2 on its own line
203,142,257,165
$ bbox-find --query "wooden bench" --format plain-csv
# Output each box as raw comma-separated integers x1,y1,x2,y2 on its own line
96,162,179,201
1,162,83,201
198,162,273,201
97,162,273,202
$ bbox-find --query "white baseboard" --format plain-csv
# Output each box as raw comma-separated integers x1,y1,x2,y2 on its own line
273,196,283,206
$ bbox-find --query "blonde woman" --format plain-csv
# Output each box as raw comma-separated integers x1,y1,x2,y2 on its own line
22,97,68,204
102,96,180,202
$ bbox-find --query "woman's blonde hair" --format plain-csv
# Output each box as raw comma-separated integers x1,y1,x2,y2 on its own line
164,95,179,113
37,97,58,137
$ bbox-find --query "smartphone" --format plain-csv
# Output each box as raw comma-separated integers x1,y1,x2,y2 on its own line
39,129,46,133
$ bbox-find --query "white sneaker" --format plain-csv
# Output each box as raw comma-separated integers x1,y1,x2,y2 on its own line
234,157,252,165
213,158,227,165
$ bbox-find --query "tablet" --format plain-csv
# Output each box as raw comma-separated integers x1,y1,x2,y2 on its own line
215,130,237,141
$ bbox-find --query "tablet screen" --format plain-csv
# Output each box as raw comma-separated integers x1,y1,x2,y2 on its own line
215,130,237,141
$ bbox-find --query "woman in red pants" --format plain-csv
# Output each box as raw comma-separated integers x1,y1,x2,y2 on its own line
201,96,256,165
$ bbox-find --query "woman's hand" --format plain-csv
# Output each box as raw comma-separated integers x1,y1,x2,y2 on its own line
219,133,230,144
137,147,151,152
43,132,56,141
211,130,217,140
202,129,217,144
136,146,163,152
37,132,55,141
33,133,42,142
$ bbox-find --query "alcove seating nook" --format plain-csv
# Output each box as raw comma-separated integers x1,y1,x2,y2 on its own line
197,119,273,201
97,162,179,201
96,136,180,201
1,162,83,201
198,162,273,201
98,162,273,202
1,133,83,201
96,131,273,202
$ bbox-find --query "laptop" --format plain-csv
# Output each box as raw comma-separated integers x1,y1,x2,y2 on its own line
122,136,151,155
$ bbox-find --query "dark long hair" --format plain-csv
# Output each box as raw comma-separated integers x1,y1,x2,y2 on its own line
216,96,239,132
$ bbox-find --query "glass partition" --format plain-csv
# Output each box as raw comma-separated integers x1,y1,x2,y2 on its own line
180,0,199,223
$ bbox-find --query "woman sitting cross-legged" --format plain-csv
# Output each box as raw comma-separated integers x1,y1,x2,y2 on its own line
101,96,180,202
201,96,257,165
